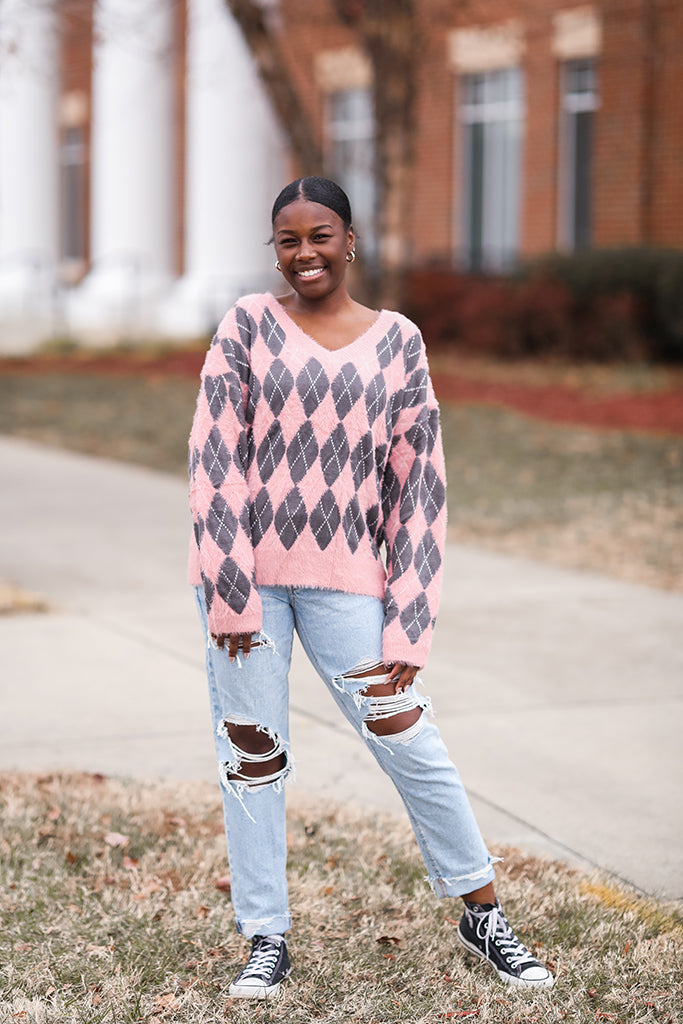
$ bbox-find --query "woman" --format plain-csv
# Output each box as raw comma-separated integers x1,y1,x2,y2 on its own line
189,177,554,999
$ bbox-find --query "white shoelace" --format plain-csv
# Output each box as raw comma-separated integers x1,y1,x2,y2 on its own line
240,940,281,979
477,907,536,970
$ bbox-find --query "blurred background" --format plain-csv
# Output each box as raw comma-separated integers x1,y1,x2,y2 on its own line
0,0,681,350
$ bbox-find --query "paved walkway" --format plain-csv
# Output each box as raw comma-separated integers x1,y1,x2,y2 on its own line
1,436,681,901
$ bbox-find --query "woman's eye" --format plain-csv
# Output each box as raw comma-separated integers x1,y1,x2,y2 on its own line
314,234,331,242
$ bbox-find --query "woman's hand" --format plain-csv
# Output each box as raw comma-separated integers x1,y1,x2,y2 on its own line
386,662,419,693
211,632,255,662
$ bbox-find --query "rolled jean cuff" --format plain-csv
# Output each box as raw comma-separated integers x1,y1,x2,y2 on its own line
236,912,292,938
426,856,502,898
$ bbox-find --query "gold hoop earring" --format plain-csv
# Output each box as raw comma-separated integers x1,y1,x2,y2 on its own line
346,250,356,263
275,260,281,271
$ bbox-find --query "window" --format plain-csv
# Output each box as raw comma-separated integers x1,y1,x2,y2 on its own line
325,88,378,264
59,126,86,266
459,67,524,271
559,59,598,248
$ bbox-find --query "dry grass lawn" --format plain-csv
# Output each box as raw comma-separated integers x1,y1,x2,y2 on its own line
1,773,680,1024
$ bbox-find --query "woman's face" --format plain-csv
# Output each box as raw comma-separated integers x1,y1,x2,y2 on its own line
273,198,354,301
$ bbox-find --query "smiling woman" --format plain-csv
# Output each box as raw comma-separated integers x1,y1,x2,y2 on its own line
188,175,554,999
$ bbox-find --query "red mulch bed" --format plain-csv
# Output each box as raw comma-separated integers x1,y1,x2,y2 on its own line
2,351,683,436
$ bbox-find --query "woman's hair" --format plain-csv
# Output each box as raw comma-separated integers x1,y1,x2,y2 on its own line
271,177,353,230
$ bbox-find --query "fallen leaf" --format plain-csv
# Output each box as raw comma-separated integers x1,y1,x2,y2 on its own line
167,816,186,828
214,875,231,892
624,940,631,953
322,885,334,895
65,850,79,865
47,805,61,821
376,935,401,946
153,993,179,1011
382,953,395,961
195,904,210,919
122,855,139,870
104,832,129,848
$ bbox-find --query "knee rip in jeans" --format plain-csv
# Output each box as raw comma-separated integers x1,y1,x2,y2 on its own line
217,718,292,802
333,658,433,753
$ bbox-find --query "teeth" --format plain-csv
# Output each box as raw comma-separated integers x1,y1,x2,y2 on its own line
298,267,325,278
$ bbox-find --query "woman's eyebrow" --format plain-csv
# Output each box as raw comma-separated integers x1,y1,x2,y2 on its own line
275,223,335,236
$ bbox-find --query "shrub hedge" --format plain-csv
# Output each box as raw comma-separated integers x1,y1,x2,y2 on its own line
405,248,683,362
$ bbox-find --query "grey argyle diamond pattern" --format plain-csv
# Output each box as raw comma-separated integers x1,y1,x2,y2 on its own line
201,571,215,611
257,420,286,484
382,462,400,523
365,503,381,542
250,487,273,546
403,331,422,374
261,307,285,355
389,525,413,581
342,495,365,553
320,423,350,485
202,426,231,487
220,336,250,383
216,556,251,614
245,372,261,425
376,322,402,367
414,529,441,586
287,420,319,483
399,459,423,523
310,489,341,551
263,358,294,416
405,405,430,455
383,590,399,625
426,408,439,455
350,431,374,489
204,375,227,420
374,443,388,478
365,372,387,425
233,429,252,472
420,460,446,525
274,487,308,550
296,357,329,415
332,363,363,419
403,368,429,409
235,306,258,350
400,592,431,643
206,493,238,555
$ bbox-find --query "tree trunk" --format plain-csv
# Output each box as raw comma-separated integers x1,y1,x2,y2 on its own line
224,0,324,175
333,0,419,310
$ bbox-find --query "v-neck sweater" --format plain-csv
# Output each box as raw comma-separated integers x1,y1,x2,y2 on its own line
188,292,447,667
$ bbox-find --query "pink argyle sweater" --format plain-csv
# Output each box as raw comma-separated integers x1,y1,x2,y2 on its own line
188,292,447,667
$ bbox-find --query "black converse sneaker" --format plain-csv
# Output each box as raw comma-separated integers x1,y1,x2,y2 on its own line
457,900,554,988
228,934,291,999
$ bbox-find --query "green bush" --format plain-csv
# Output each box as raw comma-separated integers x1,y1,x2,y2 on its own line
405,248,683,362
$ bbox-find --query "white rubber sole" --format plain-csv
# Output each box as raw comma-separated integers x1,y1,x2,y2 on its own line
229,968,291,1000
457,928,554,989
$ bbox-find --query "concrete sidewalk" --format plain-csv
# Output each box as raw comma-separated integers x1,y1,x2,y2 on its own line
1,435,681,900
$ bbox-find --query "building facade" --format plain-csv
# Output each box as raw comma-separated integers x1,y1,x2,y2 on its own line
0,0,681,348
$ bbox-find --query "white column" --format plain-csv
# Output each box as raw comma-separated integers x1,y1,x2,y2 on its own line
160,0,284,336
0,0,58,347
70,0,175,336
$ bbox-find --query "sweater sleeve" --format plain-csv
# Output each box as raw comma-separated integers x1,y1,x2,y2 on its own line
188,303,263,637
381,328,447,668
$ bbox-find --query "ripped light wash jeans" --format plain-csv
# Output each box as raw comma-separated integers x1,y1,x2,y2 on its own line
195,585,497,938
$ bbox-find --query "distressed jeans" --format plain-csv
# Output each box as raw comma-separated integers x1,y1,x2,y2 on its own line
195,585,497,937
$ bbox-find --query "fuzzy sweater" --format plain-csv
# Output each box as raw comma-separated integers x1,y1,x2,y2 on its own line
188,292,447,667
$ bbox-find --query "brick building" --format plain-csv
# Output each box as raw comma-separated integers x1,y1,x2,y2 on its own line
0,0,680,347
